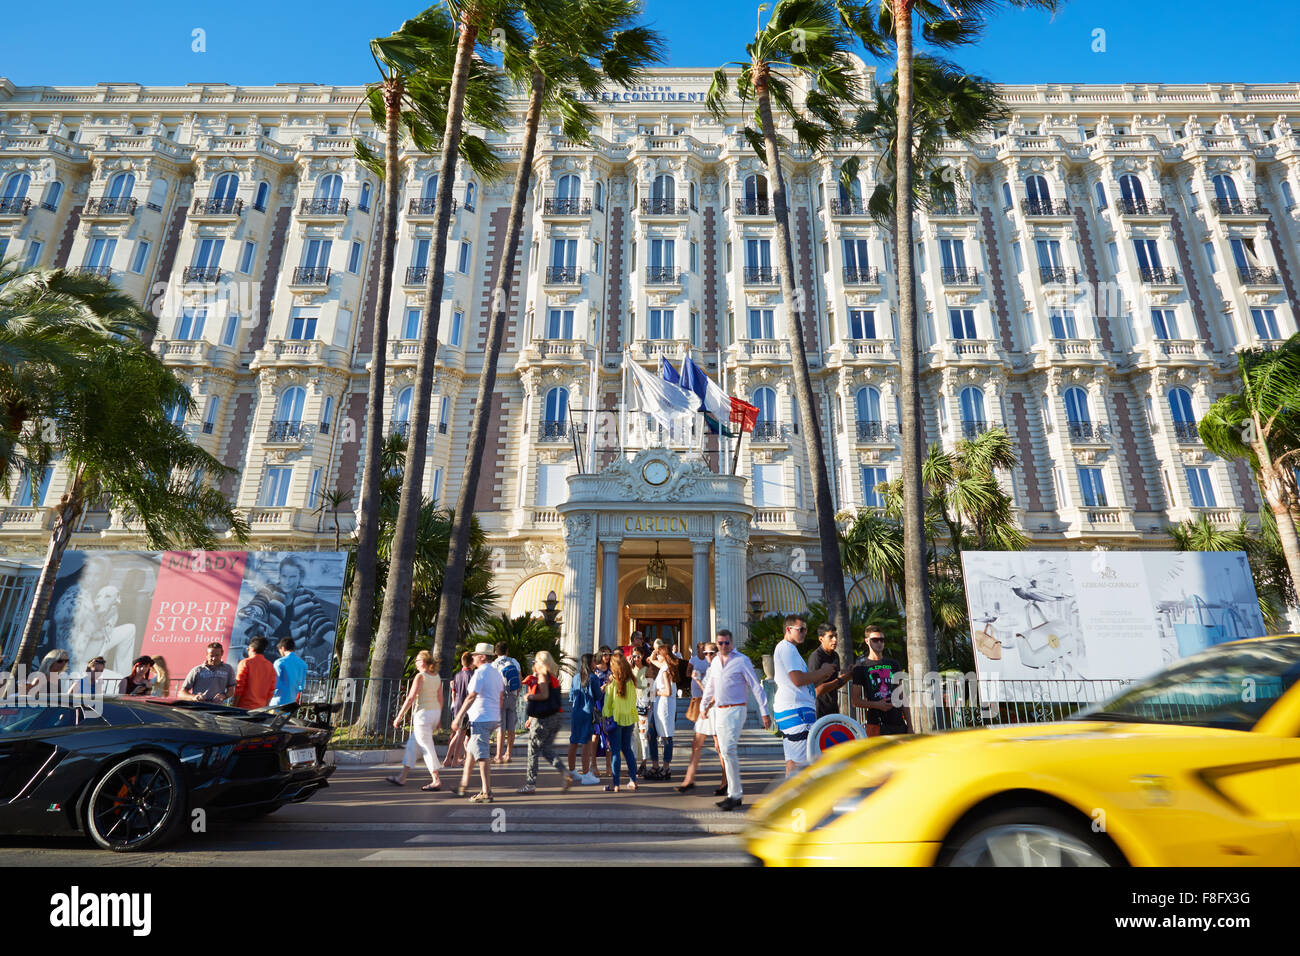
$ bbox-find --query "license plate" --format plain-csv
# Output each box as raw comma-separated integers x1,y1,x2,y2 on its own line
288,747,316,767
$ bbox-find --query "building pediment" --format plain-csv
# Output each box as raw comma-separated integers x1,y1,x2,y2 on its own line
560,448,750,510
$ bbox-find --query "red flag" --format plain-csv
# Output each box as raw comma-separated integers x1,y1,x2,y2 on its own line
730,398,759,433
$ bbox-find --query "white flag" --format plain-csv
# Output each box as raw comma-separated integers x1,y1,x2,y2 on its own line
626,353,698,435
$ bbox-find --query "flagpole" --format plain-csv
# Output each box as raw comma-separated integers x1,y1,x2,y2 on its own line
586,348,597,473
731,423,744,476
620,348,627,457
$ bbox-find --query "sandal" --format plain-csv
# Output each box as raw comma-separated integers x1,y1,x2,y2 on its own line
625,781,638,792
385,776,404,786
675,782,696,793
469,792,493,803
420,783,440,792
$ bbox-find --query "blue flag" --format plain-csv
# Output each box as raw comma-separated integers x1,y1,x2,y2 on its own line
659,355,682,387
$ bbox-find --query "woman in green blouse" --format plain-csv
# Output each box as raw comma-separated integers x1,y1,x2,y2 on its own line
601,653,640,792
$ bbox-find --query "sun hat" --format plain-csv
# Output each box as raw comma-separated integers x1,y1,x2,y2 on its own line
472,642,494,656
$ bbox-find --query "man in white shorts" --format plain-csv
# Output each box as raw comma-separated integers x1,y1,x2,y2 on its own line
452,642,504,803
675,641,727,794
773,615,835,776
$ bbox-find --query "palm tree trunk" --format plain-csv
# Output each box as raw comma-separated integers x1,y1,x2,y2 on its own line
754,71,853,672
361,7,480,734
1261,463,1300,603
431,68,547,723
336,75,403,716
9,473,84,673
894,5,938,731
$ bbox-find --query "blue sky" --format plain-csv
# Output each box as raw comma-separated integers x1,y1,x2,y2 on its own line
1,1,1297,87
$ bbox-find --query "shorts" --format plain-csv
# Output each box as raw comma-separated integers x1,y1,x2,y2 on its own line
468,721,499,761
569,711,593,746
501,694,517,732
781,731,810,766
694,712,715,736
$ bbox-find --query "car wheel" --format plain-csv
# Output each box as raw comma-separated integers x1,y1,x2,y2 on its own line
939,807,1125,867
86,753,186,852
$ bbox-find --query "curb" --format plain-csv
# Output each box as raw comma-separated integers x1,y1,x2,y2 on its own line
330,749,405,765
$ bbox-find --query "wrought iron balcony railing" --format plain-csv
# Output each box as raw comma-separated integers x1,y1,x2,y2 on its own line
855,420,892,442
539,420,571,442
0,197,33,216
930,200,977,216
1039,266,1080,285
734,198,770,215
743,266,779,284
1238,266,1281,285
640,198,688,215
291,266,330,285
388,421,410,439
1114,198,1167,216
645,266,681,285
1172,420,1200,442
960,420,989,438
843,266,880,285
830,197,868,215
1022,199,1071,216
407,197,457,216
268,420,309,442
1213,198,1263,216
84,197,137,216
545,266,581,284
192,196,243,216
74,266,113,279
942,267,980,285
543,197,590,215
1066,421,1105,442
405,266,429,285
751,421,791,443
300,197,349,216
182,266,222,283
1139,266,1179,284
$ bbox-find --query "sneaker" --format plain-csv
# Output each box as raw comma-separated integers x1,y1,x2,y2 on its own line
515,783,536,794
580,772,600,785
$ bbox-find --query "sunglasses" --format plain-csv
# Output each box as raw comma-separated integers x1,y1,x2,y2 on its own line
790,626,806,632
868,638,885,643
703,651,717,657
716,641,731,646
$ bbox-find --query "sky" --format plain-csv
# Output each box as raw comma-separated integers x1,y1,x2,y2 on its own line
0,0,1297,88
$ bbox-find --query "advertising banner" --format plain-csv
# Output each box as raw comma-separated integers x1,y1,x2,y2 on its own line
36,551,346,685
960,550,1265,695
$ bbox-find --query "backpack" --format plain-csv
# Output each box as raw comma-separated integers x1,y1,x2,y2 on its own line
498,657,522,693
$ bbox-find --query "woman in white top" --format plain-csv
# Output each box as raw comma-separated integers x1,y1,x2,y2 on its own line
649,645,677,780
389,650,444,791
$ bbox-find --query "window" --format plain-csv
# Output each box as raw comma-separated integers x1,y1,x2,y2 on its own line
1025,175,1051,204
449,309,463,348
690,310,701,348
213,173,239,202
1212,174,1239,203
1106,241,1120,273
855,386,882,423
544,387,569,426
745,174,768,204
593,181,603,211
262,467,293,507
1118,174,1145,204
592,239,601,275
402,307,421,339
321,396,334,432
1204,241,1218,273
1133,238,1162,272
289,307,319,340
747,308,775,339
949,309,977,340
744,238,772,271
423,175,439,201
916,242,926,271
550,238,577,270
457,240,472,274
1049,308,1077,339
1185,467,1217,508
220,312,239,347
1151,308,1180,340
1077,467,1108,507
538,463,568,508
302,238,331,269
651,174,674,201
438,396,450,433
959,387,986,430
107,172,135,199
359,182,372,212
649,238,675,270
689,240,698,274
1251,308,1280,339
753,387,777,424
1011,242,1023,272
411,237,430,271
1282,180,1296,209
849,309,875,339
203,396,220,434
546,308,574,339
1035,239,1064,271
1001,182,1013,209
85,237,116,271
174,308,206,340
1093,181,1107,209
1230,237,1264,274
315,174,343,201
1064,387,1091,423
253,181,269,212
1168,387,1195,424
42,180,63,210
555,174,580,201
1055,467,1070,508
751,463,784,507
843,238,870,273
393,386,413,425
431,468,443,505
23,240,43,269
648,308,674,339
689,181,697,211
348,241,362,274
837,177,862,206
194,237,224,271
938,239,966,273
860,466,888,507
238,240,257,274
13,465,54,507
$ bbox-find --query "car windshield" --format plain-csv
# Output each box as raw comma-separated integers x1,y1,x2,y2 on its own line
1073,637,1300,731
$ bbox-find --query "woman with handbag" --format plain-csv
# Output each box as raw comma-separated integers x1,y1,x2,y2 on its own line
630,649,653,774
600,653,639,792
388,650,444,791
517,651,578,794
648,643,677,781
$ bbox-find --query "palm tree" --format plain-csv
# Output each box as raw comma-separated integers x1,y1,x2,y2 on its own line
10,331,249,671
840,0,1060,729
1169,514,1295,631
1199,337,1300,598
313,487,351,550
706,0,862,675
363,0,523,735
430,0,664,718
839,507,904,595
337,8,508,709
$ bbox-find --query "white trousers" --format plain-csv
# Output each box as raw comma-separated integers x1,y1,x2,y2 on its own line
411,709,442,776
713,704,747,799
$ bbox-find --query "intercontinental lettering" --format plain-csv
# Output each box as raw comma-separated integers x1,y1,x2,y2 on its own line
579,86,706,103
624,515,688,533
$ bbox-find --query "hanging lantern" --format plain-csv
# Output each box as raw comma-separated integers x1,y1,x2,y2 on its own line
645,540,668,591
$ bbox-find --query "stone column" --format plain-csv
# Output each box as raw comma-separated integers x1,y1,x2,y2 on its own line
713,514,750,647
560,513,597,686
692,540,711,649
599,537,621,651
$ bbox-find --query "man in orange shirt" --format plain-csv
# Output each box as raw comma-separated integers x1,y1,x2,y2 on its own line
233,636,278,709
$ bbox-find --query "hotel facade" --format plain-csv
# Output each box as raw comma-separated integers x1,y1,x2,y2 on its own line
1,66,1298,661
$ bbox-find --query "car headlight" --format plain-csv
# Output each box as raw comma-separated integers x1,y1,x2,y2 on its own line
809,774,892,832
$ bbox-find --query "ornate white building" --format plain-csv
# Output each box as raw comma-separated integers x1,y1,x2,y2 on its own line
1,68,1298,658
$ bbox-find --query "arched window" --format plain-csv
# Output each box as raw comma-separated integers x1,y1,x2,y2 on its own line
753,387,777,423
393,386,413,424
43,180,63,209
745,174,768,202
543,387,569,440
555,174,580,201
254,181,269,212
1025,175,1050,204
689,181,697,210
593,181,604,210
1212,174,1239,203
275,388,306,441
463,181,475,210
165,401,186,426
213,173,239,201
1118,174,1145,204
359,182,372,212
838,177,862,206
1064,387,1091,423
1282,180,1297,209
652,174,674,200
959,387,986,436
855,386,882,425
2,173,31,199
1167,387,1195,424
315,174,343,201
107,172,135,198
1093,181,1107,209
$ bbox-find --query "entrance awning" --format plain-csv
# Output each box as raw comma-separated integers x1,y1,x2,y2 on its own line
848,576,896,609
747,573,808,616
509,572,564,618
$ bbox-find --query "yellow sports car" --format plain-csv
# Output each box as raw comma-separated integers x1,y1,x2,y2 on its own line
745,635,1300,866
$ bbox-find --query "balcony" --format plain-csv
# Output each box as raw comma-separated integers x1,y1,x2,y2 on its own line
960,420,989,439
830,198,868,215
640,198,688,215
1039,266,1080,285
630,338,692,362
743,266,780,285
267,420,314,443
408,197,458,217
0,507,50,532
929,200,978,218
0,197,32,216
855,420,893,443
1213,198,1264,216
538,420,572,442
299,197,349,217
191,196,243,217
1172,420,1200,443
941,267,980,285
526,339,587,362
1238,266,1282,286
841,339,895,360
1066,421,1106,443
752,421,792,443
734,198,770,216
645,266,682,286
182,266,222,283
733,338,791,361
1021,199,1071,217
1138,338,1209,366
1139,266,1179,285
291,266,330,286
73,266,113,280
1114,198,1168,216
543,197,590,215
545,266,581,285
83,197,137,217
843,266,881,285
1038,338,1105,364
388,421,410,439
405,266,429,286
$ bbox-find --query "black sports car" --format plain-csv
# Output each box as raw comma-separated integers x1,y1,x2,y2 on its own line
0,695,335,851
